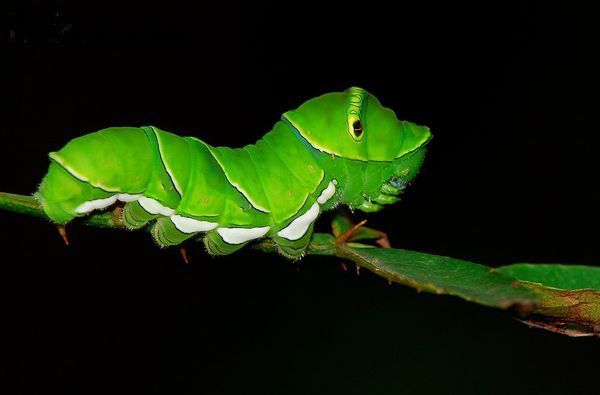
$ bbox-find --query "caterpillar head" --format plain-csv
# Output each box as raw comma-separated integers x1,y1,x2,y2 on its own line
283,87,431,212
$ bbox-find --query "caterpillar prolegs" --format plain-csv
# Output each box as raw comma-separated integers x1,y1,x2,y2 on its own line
36,87,432,259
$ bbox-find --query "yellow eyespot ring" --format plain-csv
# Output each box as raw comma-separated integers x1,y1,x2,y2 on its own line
352,120,363,140
347,113,364,141
346,87,367,142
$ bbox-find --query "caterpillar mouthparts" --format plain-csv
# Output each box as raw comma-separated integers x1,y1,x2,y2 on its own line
388,177,407,190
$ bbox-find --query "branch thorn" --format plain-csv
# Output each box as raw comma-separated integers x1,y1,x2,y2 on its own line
56,224,69,246
180,247,190,264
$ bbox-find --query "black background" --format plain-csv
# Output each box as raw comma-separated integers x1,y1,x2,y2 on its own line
5,1,600,394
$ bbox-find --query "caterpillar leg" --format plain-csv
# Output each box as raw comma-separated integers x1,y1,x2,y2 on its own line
151,217,196,247
273,224,314,260
203,231,247,256
122,201,157,229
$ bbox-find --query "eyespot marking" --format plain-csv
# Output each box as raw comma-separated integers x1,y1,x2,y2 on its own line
352,120,363,139
346,87,367,142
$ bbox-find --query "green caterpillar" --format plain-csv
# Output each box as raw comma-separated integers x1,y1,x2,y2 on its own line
36,87,431,259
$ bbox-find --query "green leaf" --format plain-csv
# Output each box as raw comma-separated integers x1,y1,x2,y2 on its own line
497,264,600,291
336,245,538,309
496,264,600,336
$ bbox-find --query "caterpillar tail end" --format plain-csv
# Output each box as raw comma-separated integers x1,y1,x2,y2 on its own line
33,190,76,225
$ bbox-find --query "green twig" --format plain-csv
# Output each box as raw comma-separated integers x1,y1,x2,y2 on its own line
4,190,600,337
0,192,125,228
0,192,46,218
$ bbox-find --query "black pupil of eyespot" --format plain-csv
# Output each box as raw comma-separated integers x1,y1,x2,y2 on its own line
353,120,363,137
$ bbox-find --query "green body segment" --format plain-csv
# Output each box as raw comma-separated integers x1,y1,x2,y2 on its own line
47,127,154,193
36,87,431,259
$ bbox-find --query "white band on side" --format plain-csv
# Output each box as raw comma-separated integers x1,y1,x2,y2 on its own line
217,226,270,244
138,196,175,216
170,215,218,234
277,202,320,241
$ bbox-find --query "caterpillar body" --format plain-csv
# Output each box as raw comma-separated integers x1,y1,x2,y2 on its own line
37,87,431,259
